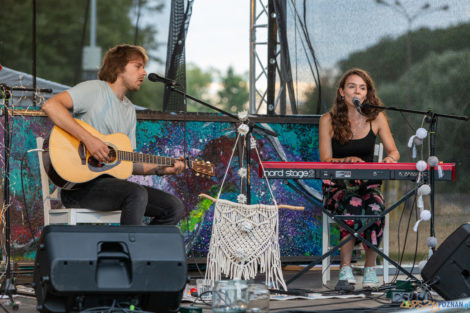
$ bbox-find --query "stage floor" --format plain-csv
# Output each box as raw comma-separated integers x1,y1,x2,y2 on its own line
6,266,424,313
183,267,414,312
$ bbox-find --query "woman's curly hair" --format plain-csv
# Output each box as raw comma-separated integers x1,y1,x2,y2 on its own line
331,68,383,144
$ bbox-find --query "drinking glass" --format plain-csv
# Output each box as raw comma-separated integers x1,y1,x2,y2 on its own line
246,284,269,313
212,280,248,313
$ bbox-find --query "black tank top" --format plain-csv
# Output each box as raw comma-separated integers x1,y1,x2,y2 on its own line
332,122,376,162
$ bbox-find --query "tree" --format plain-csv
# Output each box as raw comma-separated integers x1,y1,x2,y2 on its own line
379,50,470,192
186,63,214,112
217,66,249,113
0,0,163,88
300,69,337,114
128,80,165,111
338,23,470,85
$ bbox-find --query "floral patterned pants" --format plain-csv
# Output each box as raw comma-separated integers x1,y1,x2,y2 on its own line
322,179,385,249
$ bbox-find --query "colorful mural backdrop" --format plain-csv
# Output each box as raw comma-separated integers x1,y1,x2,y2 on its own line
0,109,326,260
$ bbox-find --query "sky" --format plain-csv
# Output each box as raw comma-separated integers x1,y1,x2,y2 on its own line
151,0,250,75
186,1,250,74
151,0,470,76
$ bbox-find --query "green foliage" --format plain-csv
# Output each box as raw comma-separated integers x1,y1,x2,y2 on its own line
217,66,249,113
186,63,214,112
128,80,165,111
379,50,470,192
300,69,337,114
0,0,163,86
0,2,252,113
338,23,470,84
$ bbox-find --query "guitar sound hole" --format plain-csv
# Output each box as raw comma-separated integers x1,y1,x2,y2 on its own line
88,156,101,167
87,146,117,168
108,146,117,162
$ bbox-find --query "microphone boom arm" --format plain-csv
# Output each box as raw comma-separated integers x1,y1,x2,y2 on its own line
164,84,279,137
365,103,468,121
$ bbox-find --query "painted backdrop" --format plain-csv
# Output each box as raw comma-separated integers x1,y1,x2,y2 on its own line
0,109,325,260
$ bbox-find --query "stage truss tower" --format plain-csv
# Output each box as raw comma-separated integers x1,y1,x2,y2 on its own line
249,0,298,115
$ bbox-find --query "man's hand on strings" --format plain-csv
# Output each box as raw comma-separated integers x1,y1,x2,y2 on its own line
84,136,110,163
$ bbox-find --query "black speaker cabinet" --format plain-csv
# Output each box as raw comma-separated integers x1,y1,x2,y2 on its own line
421,223,470,300
34,225,187,313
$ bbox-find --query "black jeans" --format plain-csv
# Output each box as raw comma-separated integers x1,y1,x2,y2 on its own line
60,176,184,226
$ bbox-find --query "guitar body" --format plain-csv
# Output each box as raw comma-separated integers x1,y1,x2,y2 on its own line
45,119,133,189
42,119,215,190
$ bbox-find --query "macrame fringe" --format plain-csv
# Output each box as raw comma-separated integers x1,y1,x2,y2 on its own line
205,199,287,291
205,130,287,291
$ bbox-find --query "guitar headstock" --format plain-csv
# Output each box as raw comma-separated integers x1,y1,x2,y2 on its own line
189,159,216,177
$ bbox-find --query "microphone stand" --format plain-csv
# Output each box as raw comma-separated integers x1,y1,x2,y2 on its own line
163,83,278,204
0,84,53,95
365,103,468,245
0,84,52,309
1,84,18,309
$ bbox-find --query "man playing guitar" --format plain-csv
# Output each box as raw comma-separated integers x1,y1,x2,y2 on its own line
42,44,185,226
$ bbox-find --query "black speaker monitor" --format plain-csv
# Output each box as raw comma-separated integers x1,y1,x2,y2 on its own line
421,223,470,300
34,225,187,313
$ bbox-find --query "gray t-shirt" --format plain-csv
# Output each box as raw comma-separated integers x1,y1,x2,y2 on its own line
67,80,137,149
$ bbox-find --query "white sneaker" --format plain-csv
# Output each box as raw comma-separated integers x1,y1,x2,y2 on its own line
362,267,379,288
338,265,357,284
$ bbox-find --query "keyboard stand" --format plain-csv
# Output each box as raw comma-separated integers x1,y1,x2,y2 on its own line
283,179,421,286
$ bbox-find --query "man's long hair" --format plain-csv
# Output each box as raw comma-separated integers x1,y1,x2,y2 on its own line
331,68,383,144
98,44,148,83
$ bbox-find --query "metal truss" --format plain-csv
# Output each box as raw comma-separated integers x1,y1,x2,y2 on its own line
249,0,297,115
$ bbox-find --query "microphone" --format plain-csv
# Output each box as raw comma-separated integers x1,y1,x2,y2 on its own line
353,97,362,114
353,97,371,115
147,73,179,86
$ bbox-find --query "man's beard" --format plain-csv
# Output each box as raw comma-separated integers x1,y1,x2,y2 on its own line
125,80,140,92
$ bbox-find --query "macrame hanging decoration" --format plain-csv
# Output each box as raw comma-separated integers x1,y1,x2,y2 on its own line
202,121,303,291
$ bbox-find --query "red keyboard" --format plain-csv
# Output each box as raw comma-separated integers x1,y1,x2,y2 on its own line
259,162,455,181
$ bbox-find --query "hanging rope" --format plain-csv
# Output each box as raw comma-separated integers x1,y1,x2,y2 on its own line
202,125,303,291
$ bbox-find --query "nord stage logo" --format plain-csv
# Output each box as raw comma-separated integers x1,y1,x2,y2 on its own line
264,169,315,179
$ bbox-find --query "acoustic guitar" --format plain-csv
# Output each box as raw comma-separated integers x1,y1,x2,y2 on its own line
42,119,215,190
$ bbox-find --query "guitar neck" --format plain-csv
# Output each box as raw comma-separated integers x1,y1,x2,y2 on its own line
117,150,180,167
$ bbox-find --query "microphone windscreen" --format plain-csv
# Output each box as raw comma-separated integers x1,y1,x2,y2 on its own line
147,73,159,82
353,97,361,107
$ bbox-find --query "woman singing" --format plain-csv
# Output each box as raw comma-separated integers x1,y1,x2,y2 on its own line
319,68,399,290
